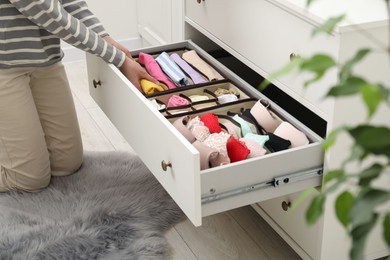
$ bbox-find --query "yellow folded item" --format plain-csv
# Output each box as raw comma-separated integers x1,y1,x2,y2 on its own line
140,79,168,94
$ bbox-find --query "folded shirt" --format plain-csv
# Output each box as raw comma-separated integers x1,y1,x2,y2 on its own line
156,52,190,86
140,79,168,95
182,50,224,81
170,52,208,84
138,52,177,89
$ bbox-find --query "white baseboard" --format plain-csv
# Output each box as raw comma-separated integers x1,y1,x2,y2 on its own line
61,37,144,62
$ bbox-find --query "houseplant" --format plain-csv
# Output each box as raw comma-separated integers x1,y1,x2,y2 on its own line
261,1,390,259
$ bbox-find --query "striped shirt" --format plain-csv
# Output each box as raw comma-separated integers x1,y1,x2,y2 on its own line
0,0,125,68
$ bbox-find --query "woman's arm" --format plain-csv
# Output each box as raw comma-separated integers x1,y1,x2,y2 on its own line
9,0,125,67
10,0,159,90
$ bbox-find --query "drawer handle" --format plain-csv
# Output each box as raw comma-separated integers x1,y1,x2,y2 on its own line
93,79,101,88
281,201,291,211
161,160,172,171
196,0,205,3
289,53,300,61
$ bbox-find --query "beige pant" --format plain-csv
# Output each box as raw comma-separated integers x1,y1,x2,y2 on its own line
0,62,83,192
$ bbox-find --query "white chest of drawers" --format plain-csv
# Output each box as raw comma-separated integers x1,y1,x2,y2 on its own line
86,40,324,226
182,1,389,259
91,0,390,259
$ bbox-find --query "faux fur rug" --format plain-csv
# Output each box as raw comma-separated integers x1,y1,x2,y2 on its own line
0,151,184,260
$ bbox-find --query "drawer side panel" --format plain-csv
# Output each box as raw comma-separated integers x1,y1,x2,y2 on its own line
201,143,323,216
86,53,202,226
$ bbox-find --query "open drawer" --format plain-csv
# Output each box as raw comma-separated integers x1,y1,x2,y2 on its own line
86,41,324,226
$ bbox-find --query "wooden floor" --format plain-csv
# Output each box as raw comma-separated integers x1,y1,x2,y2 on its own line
65,60,302,260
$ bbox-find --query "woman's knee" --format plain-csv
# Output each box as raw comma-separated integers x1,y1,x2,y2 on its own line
50,145,83,177
1,166,51,192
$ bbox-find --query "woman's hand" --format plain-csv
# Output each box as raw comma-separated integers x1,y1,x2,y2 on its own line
119,57,159,92
102,35,132,58
103,35,159,92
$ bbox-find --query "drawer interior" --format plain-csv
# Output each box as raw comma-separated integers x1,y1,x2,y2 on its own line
87,40,324,226
132,45,321,171
185,24,328,138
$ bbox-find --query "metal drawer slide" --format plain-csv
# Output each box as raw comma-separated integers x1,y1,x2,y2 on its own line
201,167,323,204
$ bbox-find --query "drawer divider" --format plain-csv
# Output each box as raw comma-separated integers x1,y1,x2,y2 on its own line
201,167,323,204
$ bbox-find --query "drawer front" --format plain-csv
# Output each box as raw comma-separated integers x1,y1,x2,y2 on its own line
87,41,324,227
86,53,203,226
256,189,322,259
185,0,338,120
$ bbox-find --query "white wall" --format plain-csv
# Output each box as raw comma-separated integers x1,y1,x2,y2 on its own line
63,0,141,62
85,0,138,40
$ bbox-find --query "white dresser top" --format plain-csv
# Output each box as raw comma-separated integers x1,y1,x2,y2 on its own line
268,0,389,32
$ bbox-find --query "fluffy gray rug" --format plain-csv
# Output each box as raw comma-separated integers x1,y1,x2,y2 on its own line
0,151,184,260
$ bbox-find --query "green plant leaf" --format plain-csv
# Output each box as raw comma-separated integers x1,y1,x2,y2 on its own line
359,164,383,187
339,49,370,83
360,83,383,118
384,214,390,246
322,126,347,152
306,193,325,225
341,144,366,168
348,125,390,157
258,57,303,90
379,83,390,101
312,14,346,36
306,0,315,8
350,214,378,260
335,191,355,228
325,178,346,194
323,169,345,184
350,189,389,227
326,76,365,97
290,188,315,211
300,54,336,87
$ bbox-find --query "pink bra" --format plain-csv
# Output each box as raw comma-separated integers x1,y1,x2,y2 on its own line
187,116,211,142
203,132,231,167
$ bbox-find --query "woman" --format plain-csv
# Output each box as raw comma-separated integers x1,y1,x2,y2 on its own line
0,0,157,192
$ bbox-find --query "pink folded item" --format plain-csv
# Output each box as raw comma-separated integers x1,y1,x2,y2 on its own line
192,140,219,170
187,116,211,142
203,132,231,167
138,52,177,89
273,122,310,148
250,100,279,132
240,138,267,158
167,95,191,107
172,116,196,143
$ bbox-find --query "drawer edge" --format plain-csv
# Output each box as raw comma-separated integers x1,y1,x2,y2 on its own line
86,53,203,226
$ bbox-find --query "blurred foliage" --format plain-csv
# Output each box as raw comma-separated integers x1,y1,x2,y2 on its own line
260,1,390,259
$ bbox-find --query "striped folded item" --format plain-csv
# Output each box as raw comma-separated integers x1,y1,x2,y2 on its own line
156,52,190,86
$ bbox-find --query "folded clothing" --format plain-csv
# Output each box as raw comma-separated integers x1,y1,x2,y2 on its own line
156,52,190,86
167,95,191,108
140,79,168,95
138,52,177,89
182,50,224,81
170,52,208,85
